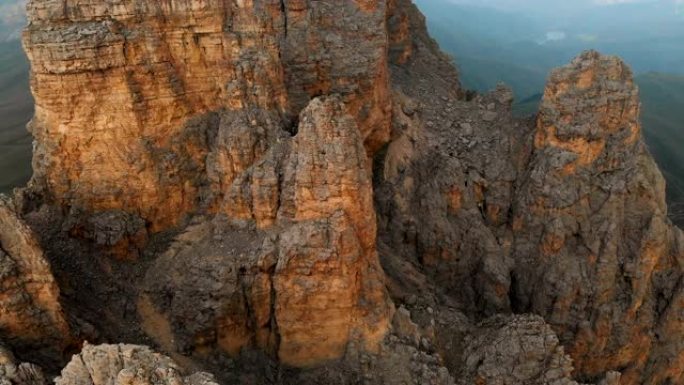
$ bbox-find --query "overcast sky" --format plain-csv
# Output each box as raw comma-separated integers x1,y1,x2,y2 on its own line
441,0,684,26
445,0,678,13
0,0,24,23
447,0,667,6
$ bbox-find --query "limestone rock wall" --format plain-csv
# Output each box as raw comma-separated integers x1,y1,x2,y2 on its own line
376,36,683,384
7,0,683,384
23,0,391,230
141,96,392,368
513,51,684,385
0,197,70,367
21,0,396,367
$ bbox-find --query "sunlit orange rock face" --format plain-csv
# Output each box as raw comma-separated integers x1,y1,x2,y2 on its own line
514,51,684,385
534,51,641,175
0,198,70,367
21,0,395,369
23,0,391,230
141,97,392,367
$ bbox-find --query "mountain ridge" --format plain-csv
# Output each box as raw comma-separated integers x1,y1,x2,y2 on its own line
0,1,681,384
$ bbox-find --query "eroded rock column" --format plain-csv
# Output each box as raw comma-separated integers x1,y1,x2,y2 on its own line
142,97,392,367
512,51,684,385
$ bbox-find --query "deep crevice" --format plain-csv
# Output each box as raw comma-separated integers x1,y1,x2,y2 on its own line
267,265,280,360
283,116,299,136
238,267,257,348
280,0,288,37
508,272,523,313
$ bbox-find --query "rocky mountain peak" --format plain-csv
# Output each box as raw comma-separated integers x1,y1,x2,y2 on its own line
536,49,641,175
0,1,681,385
514,48,680,384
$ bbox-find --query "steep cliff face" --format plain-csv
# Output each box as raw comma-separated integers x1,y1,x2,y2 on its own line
20,0,396,369
3,0,682,384
23,0,391,230
141,96,392,368
513,51,684,385
376,0,527,317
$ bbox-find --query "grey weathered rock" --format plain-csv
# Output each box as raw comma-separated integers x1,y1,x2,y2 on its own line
141,96,392,368
460,315,621,385
512,50,683,384
0,344,47,385
55,343,218,385
375,5,683,384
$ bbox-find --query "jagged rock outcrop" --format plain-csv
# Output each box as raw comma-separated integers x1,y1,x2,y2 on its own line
141,96,392,367
376,1,528,317
376,37,683,385
10,0,683,384
0,344,47,385
512,50,684,385
460,315,621,385
55,343,218,385
22,0,392,230
21,0,398,368
0,197,70,367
